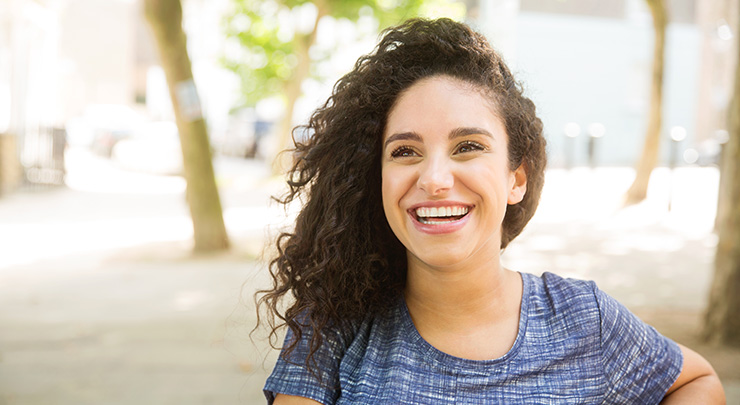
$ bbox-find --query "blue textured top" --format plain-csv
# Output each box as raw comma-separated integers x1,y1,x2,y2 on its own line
264,272,683,404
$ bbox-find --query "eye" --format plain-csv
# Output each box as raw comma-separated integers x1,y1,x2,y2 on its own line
390,146,419,158
454,140,486,154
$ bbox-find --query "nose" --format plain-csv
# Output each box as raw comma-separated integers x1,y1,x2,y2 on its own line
417,156,454,196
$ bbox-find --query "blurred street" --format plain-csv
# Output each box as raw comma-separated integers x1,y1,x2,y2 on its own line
0,151,739,404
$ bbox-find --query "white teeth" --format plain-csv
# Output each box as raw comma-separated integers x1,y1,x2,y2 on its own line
415,206,469,218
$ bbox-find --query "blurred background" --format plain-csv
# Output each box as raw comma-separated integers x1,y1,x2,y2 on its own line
1,0,740,403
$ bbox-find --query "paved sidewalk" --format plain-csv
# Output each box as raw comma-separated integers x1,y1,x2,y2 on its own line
0,153,738,404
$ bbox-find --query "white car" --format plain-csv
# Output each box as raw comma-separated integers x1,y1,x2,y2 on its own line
111,121,183,176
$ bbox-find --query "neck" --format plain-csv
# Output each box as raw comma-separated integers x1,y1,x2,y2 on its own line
404,249,518,328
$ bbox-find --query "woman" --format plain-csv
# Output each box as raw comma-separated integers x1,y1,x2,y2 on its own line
259,18,724,404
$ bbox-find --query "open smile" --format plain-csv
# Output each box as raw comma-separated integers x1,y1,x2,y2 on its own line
413,205,470,225
407,204,474,234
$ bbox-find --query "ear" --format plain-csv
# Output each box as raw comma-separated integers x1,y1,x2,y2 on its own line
507,164,527,205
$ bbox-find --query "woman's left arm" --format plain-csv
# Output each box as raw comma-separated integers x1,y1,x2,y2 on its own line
661,343,725,404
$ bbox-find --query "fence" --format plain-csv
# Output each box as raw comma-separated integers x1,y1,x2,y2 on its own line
19,126,67,188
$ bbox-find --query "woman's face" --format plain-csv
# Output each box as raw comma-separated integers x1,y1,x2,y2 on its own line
381,75,526,270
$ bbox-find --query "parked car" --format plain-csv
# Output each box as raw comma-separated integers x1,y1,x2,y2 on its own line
65,104,146,156
213,108,273,159
111,121,183,175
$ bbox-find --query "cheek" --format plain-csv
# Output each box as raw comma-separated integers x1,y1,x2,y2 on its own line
380,168,397,218
460,163,513,208
381,166,412,219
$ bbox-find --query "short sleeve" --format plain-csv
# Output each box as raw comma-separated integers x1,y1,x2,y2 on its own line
596,286,683,404
263,323,346,405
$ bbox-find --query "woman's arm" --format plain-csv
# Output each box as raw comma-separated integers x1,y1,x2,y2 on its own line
273,393,324,405
661,343,725,404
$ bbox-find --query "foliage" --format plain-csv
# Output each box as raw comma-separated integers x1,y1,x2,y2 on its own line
221,0,464,108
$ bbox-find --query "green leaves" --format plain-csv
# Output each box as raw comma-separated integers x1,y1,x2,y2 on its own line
222,0,298,106
221,0,462,108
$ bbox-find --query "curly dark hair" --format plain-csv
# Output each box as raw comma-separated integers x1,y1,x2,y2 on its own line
257,17,547,372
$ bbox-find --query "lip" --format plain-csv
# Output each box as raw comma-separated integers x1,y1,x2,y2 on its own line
409,200,472,210
407,201,473,235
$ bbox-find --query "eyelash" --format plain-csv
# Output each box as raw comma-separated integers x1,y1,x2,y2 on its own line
455,140,486,154
389,141,487,159
390,146,418,158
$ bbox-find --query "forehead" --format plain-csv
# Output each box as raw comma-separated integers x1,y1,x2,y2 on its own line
384,75,504,140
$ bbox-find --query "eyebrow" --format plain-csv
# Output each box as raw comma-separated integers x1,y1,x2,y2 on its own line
449,127,494,140
383,127,494,150
383,132,422,150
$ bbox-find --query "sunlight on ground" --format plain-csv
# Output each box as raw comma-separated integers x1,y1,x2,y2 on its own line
0,148,294,269
0,217,193,269
534,167,719,237
65,147,188,195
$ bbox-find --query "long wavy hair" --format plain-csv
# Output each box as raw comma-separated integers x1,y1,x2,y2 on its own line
257,18,547,371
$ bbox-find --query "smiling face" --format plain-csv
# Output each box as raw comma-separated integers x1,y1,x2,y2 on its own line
381,75,527,271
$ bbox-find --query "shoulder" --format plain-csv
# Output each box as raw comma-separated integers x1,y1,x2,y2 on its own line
264,301,405,404
535,271,596,296
525,271,600,322
517,272,602,353
524,271,654,342
521,272,682,402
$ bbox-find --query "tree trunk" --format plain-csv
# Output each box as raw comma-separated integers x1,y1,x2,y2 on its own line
713,0,740,232
624,0,667,206
271,0,329,175
703,20,740,347
144,0,229,252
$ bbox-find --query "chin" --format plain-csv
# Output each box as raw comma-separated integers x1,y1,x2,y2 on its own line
411,251,472,269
